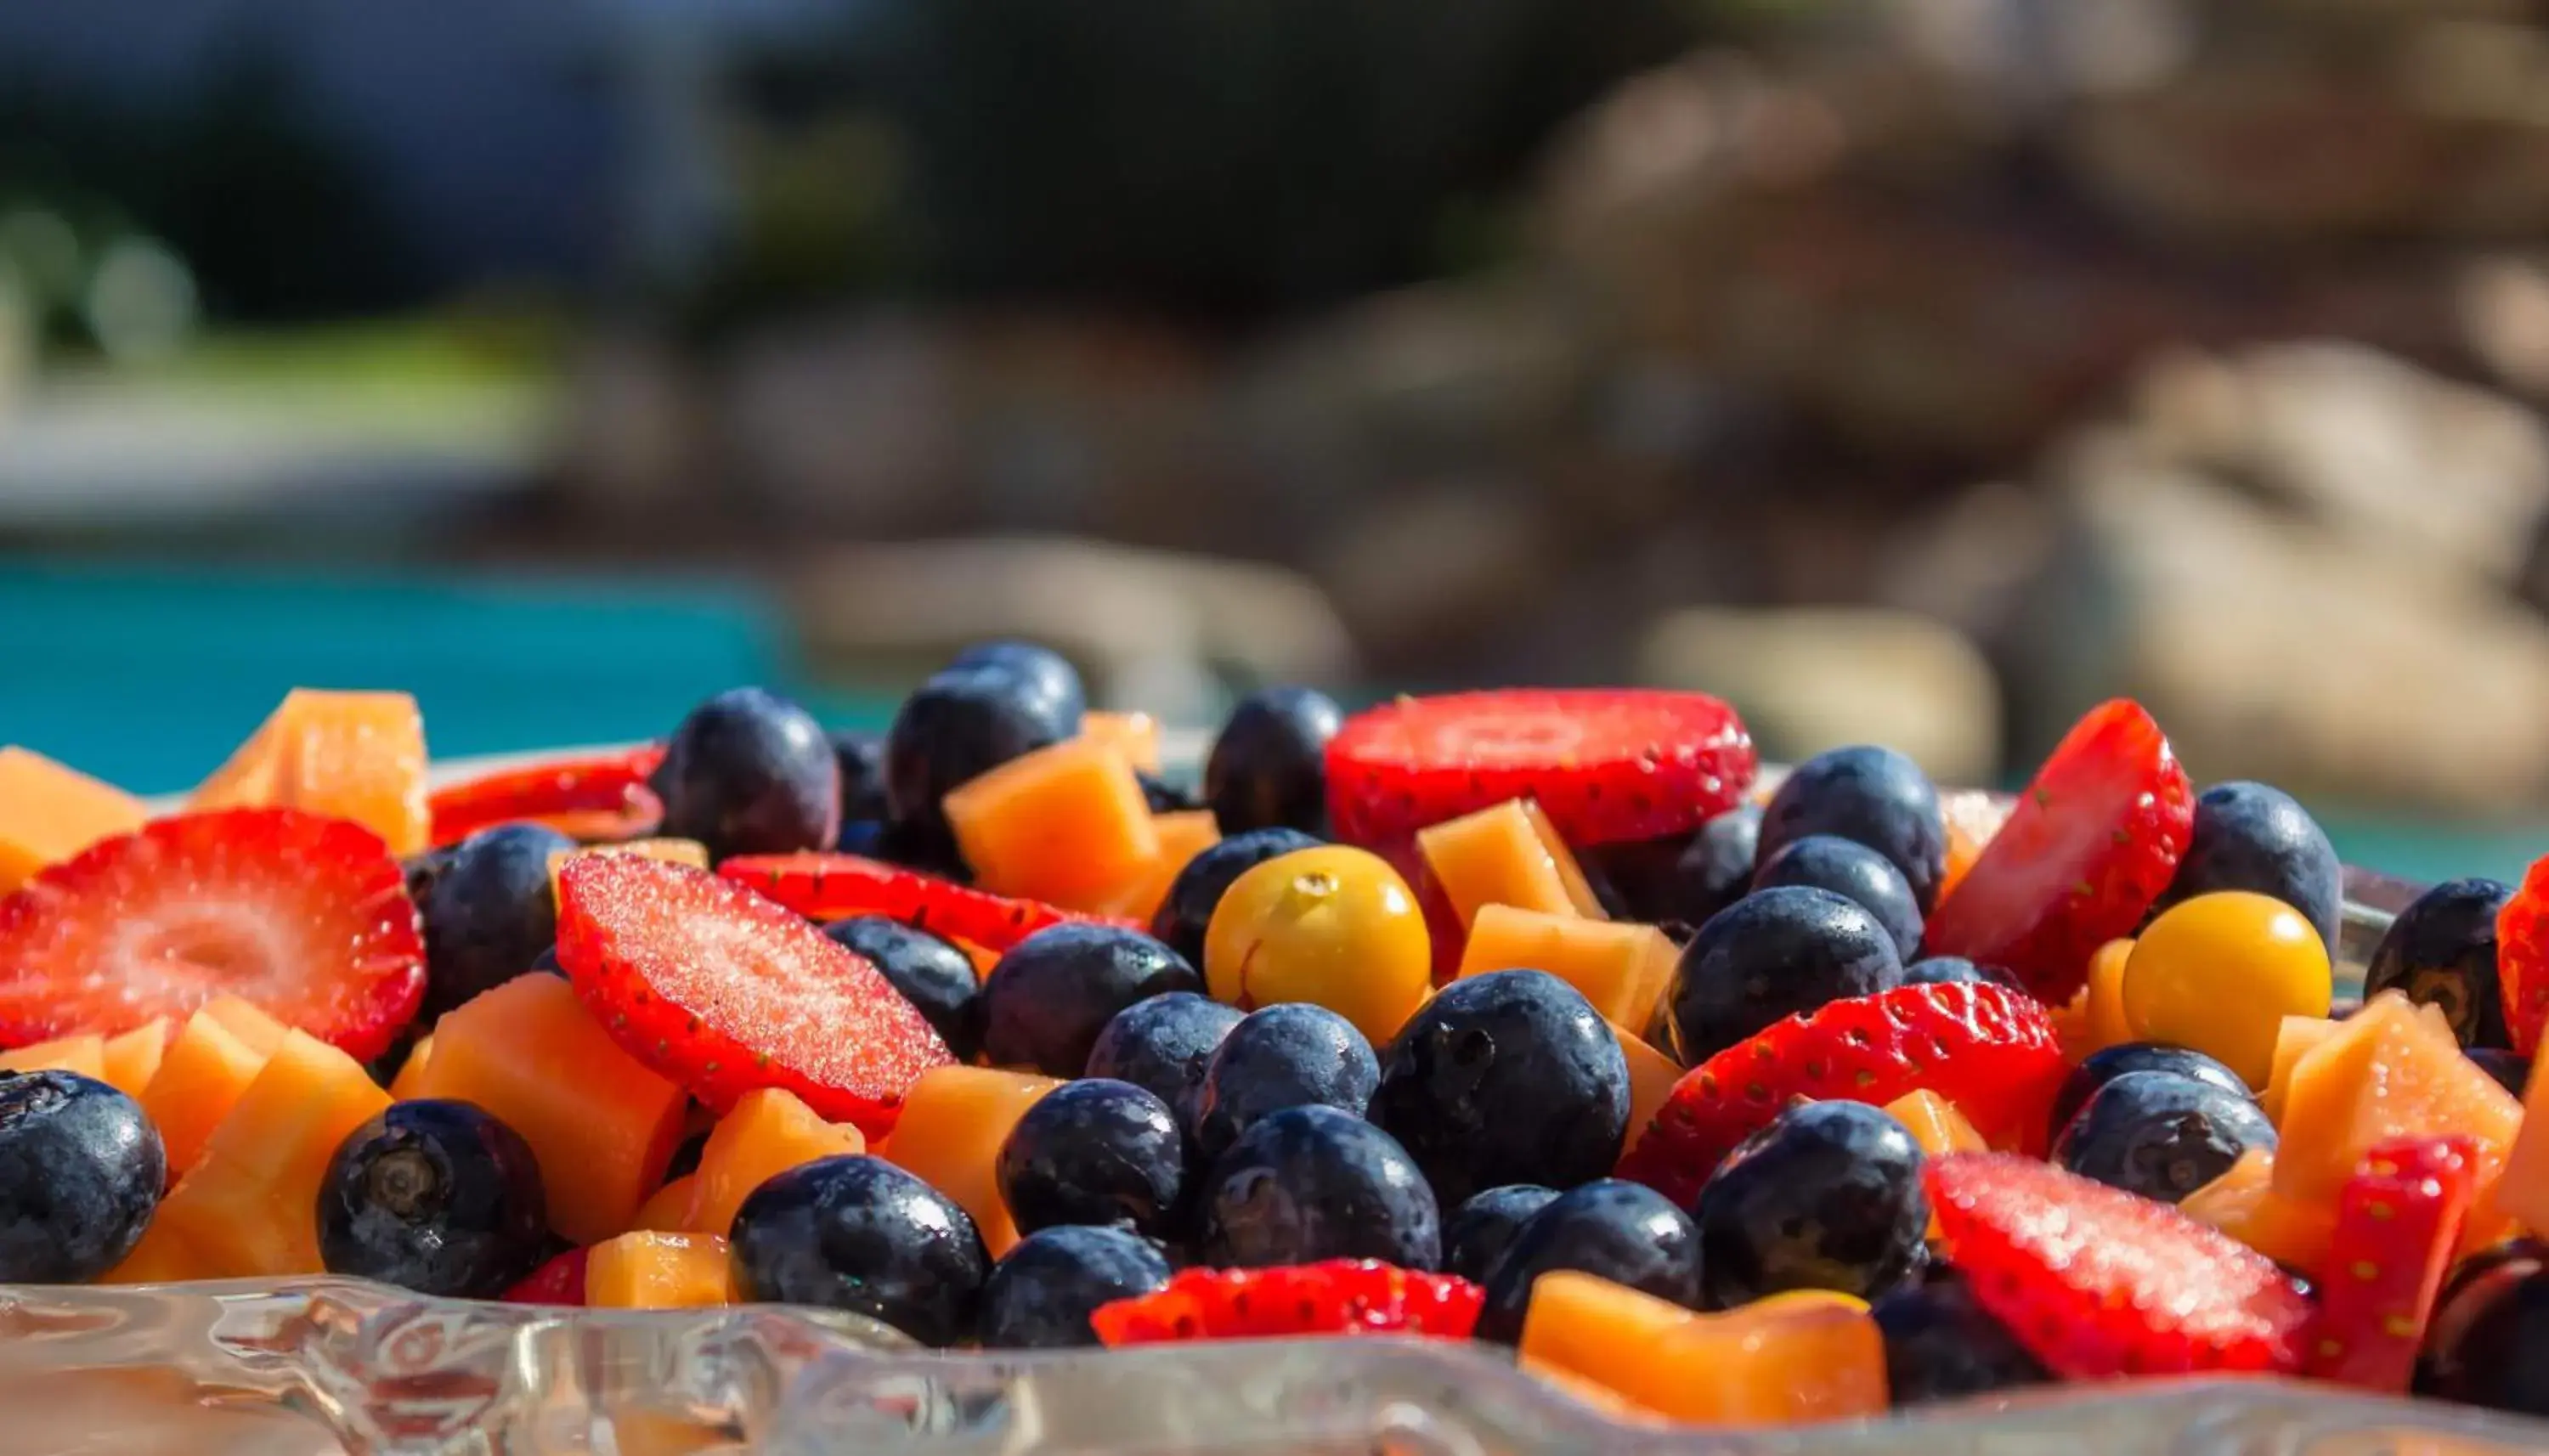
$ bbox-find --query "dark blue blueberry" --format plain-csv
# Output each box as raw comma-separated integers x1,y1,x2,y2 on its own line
946,640,1088,724
997,1078,1187,1239
1138,770,1202,815
884,667,1076,856
1873,1272,2050,1406
830,729,889,826
1474,1178,1701,1344
0,1071,162,1282
2364,878,2515,1050
977,1224,1173,1348
419,823,578,1020
2146,782,2343,953
1149,828,1324,966
1901,956,2010,989
2418,1264,2549,1417
1204,686,1342,837
401,844,457,907
1751,833,1923,961
1192,1002,1379,1162
1441,1184,1558,1285
316,1098,548,1298
1757,747,1947,912
1665,886,1903,1064
835,817,890,856
653,686,841,860
1371,970,1630,1208
980,924,1201,1078
2472,1047,2533,1098
1195,1104,1438,1269
2422,1239,2549,1396
2052,1070,2277,1205
1579,804,1760,929
1695,1101,1928,1308
2048,1041,2253,1137
824,916,985,1063
528,945,562,978
1085,992,1244,1137
870,815,975,883
731,1154,990,1346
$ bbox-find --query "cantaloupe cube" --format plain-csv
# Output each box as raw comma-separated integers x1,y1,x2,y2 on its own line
632,1174,700,1233
2264,1015,2341,1125
192,689,430,855
1097,811,1222,923
2181,1148,2337,1273
99,1021,171,1099
200,996,289,1057
1883,1090,1987,1158
687,1088,866,1238
1612,1023,1681,1156
944,738,1159,911
387,1034,437,1100
878,1066,1060,1258
1417,799,1604,928
142,1012,271,1180
2277,994,2522,1211
152,1030,391,1276
97,1218,209,1285
0,747,146,895
1080,712,1162,773
1518,1272,1885,1425
585,1231,737,1309
0,1034,106,1080
1458,905,1676,1030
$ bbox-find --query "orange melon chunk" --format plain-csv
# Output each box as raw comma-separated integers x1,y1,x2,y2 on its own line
548,838,710,903
1519,1272,1886,1425
387,1034,438,1100
1098,811,1222,923
1080,711,1162,773
2083,938,2136,1054
1457,904,1676,1029
943,737,1159,911
1417,799,1605,928
192,689,430,856
99,1020,171,1099
585,1231,738,1309
1883,1091,1987,1158
0,1033,105,1080
0,747,147,895
2181,1148,2337,1273
98,1218,208,1285
1613,1023,1681,1155
142,1012,271,1180
879,1065,1060,1258
153,1030,391,1276
633,1173,700,1233
200,996,289,1057
2493,1026,2549,1239
687,1087,867,1238
404,973,687,1244
2275,993,2522,1217
2263,1015,2340,1125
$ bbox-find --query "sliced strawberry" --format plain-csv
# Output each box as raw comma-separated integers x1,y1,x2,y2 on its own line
717,853,1138,952
427,746,666,848
557,854,953,1135
1923,700,2193,1004
0,808,424,1060
1088,1261,1483,1346
2497,855,2549,1058
1324,690,1756,849
1929,1153,2313,1379
502,1246,590,1305
1615,982,2064,1208
2303,1136,2477,1392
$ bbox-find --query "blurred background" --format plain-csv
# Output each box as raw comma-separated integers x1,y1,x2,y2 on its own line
5,0,2549,882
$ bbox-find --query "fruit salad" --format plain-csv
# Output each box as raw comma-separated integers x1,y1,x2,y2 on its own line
4,653,2549,1432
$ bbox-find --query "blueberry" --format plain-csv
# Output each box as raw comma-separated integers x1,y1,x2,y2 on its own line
2471,1047,2533,1098
2419,1265,2549,1417
947,640,1088,724
316,1099,548,1297
2048,1041,2253,1138
401,845,457,907
1149,828,1324,967
2422,1240,2549,1397
1192,1002,1379,1161
830,729,889,826
978,1224,1172,1349
869,815,975,883
1757,747,1947,912
0,1071,162,1282
1204,686,1342,837
1138,770,1202,815
1873,1272,2050,1405
2364,878,2515,1050
1195,1104,1438,1269
419,823,577,1020
998,1079,1187,1239
824,916,984,1063
1695,1101,1928,1308
1579,804,1760,928
1901,956,2009,989
653,686,841,860
835,817,890,856
1665,886,1903,1064
1751,834,1923,961
2146,782,2343,954
1474,1179,1701,1345
980,924,1202,1078
1442,1184,1558,1285
1085,992,1244,1137
884,667,1076,856
528,945,562,978
2052,1070,2277,1204
731,1154,990,1346
1371,970,1630,1208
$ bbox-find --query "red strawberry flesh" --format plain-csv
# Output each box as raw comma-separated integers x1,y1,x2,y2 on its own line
1089,1261,1483,1346
1929,1153,2312,1379
0,807,425,1060
2497,855,2549,1058
2303,1136,2476,1392
557,854,952,1136
502,1246,590,1305
1923,699,2193,1004
428,746,666,847
1616,981,2064,1208
718,853,1137,951
1324,690,1755,848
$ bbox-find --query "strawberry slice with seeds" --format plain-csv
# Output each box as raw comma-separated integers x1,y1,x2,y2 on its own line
1923,699,2193,1004
1929,1153,2313,1379
2497,855,2549,1058
427,746,667,848
501,1246,590,1305
718,853,1138,952
1615,982,2064,1208
0,808,425,1060
1324,690,1756,848
557,853,953,1135
1089,1261,1483,1346
2303,1136,2477,1392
